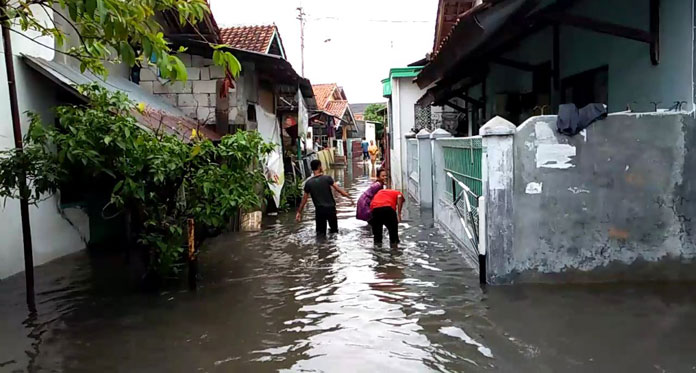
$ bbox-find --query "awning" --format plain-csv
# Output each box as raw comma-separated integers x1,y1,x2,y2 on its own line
416,0,539,89
23,55,220,142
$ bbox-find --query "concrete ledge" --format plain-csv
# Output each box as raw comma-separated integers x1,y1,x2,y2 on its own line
416,129,431,139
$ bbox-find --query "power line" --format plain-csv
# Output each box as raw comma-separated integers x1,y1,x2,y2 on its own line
308,16,430,24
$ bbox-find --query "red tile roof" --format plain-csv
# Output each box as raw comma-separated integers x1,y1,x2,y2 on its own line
312,83,338,110
220,25,277,54
325,100,349,119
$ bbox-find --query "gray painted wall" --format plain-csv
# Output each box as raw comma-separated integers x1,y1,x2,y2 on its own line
498,112,696,283
477,0,694,119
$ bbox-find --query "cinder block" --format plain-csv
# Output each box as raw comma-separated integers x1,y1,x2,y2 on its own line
191,54,205,67
186,67,201,80
178,94,210,107
161,94,177,107
154,81,192,94
209,66,225,79
200,67,210,81
139,67,158,81
180,106,197,118
203,58,214,66
228,91,237,107
193,80,217,94
140,81,154,95
197,107,214,123
176,53,192,66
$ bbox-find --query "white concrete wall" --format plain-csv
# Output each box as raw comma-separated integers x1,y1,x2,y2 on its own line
390,76,426,192
482,0,693,117
0,7,88,279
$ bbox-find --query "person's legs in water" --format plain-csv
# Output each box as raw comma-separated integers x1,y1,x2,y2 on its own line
372,207,391,244
384,208,400,245
315,207,329,236
328,206,338,234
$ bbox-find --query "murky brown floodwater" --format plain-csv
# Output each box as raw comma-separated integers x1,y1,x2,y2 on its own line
2,163,696,372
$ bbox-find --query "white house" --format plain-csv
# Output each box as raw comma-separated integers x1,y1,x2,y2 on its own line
382,67,426,192
0,7,90,279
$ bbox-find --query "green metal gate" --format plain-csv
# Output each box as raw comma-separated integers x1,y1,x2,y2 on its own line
443,136,482,208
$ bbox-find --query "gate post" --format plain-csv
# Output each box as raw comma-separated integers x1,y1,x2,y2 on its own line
429,129,452,209
416,129,432,208
480,116,516,284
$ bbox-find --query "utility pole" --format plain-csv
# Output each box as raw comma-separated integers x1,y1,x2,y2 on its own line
2,3,36,313
297,7,306,77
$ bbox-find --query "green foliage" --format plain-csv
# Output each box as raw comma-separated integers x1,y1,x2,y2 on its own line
278,177,303,211
2,0,241,80
364,103,386,123
0,84,274,277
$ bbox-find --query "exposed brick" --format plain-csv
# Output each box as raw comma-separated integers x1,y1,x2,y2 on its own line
191,54,205,67
186,67,201,80
154,81,192,94
176,53,192,66
200,67,210,81
192,80,217,94
180,106,197,118
178,94,210,107
160,94,177,107
210,66,225,79
140,81,154,95
139,68,158,81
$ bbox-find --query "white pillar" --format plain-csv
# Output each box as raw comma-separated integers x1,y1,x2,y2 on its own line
480,116,516,284
416,129,432,208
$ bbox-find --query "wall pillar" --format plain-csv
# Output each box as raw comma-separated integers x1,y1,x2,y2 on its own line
416,129,432,208
480,116,516,284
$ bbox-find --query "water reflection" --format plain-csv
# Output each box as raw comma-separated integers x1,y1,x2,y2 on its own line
1,163,696,372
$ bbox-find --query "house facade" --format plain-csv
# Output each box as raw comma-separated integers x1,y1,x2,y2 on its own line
382,67,426,192
409,0,696,283
311,83,356,161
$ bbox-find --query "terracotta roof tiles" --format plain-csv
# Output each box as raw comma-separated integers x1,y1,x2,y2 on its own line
312,83,338,110
220,25,277,54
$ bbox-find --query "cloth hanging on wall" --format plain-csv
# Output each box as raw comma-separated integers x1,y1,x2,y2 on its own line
556,103,607,136
256,104,284,208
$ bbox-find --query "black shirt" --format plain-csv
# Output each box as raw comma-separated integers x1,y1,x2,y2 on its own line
304,175,336,208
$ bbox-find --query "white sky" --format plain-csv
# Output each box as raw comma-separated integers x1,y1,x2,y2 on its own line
209,0,437,103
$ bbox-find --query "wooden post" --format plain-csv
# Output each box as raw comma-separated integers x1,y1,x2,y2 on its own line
187,219,197,290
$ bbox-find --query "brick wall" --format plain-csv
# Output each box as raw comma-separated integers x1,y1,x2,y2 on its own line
139,53,238,128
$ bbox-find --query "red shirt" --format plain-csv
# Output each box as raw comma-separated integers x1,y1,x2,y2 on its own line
370,189,403,210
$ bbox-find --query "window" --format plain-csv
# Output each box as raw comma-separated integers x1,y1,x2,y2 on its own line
562,66,608,108
247,104,257,122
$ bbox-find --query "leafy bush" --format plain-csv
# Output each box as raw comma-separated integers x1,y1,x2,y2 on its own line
0,84,274,277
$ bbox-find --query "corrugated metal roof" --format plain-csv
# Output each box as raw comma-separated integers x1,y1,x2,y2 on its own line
23,55,220,142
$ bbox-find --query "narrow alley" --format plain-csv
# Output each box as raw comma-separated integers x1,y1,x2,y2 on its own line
1,163,695,372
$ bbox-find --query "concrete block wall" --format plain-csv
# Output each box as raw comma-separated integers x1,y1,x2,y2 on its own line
139,53,237,127
484,112,696,283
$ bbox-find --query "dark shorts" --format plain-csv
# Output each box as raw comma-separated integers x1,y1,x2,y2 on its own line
362,151,369,160
315,206,338,236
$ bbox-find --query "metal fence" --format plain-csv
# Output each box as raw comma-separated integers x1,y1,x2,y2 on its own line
443,136,482,208
407,139,419,182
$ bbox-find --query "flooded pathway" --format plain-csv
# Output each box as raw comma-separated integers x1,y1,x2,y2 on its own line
2,163,696,372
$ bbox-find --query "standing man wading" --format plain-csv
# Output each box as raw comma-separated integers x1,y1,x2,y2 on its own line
296,160,354,236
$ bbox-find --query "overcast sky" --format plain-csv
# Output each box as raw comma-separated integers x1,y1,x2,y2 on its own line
209,0,437,104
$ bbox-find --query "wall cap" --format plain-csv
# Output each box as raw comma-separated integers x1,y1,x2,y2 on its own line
481,116,516,136
416,129,431,139
430,128,452,139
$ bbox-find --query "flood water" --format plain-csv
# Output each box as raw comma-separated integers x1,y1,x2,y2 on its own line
2,163,696,372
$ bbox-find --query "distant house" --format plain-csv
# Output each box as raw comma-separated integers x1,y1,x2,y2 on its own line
311,84,356,156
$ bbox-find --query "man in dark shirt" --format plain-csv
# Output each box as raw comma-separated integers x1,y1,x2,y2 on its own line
296,160,353,236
